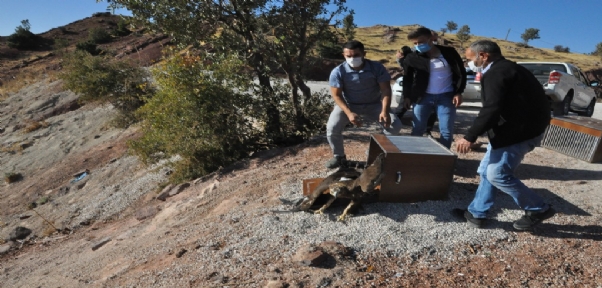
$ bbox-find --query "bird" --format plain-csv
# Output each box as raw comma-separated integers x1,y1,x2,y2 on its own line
298,153,386,221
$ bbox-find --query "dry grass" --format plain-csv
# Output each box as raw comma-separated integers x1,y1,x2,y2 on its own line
23,120,50,133
355,25,602,72
0,70,58,101
1,140,33,154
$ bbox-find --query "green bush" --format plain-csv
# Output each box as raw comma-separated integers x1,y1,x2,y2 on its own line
88,27,112,44
554,45,570,53
7,20,40,50
130,52,257,182
114,18,131,36
59,50,153,126
75,41,101,55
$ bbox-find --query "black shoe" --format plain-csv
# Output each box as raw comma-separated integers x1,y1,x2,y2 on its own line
325,155,347,169
513,207,556,231
452,208,486,228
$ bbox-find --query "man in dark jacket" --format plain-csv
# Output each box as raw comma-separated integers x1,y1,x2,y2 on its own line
455,39,555,231
402,27,466,148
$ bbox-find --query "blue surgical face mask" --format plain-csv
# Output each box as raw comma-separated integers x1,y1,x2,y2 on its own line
415,43,431,53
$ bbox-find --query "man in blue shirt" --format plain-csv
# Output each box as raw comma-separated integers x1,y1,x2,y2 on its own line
326,40,402,168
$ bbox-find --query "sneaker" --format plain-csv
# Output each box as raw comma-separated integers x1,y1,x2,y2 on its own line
513,207,556,231
452,208,486,228
325,155,346,169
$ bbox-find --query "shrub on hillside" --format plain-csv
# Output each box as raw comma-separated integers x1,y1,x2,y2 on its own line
130,52,257,182
554,45,570,53
59,50,153,126
114,18,131,36
7,20,40,50
88,27,112,44
75,41,102,55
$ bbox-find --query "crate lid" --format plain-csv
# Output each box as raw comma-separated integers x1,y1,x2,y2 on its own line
386,135,455,155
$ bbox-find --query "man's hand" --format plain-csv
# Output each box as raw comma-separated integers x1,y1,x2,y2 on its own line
453,94,463,108
396,50,404,59
455,138,473,154
347,112,363,127
379,112,391,128
403,98,412,110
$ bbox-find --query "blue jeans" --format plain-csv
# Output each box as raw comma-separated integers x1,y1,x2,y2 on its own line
468,134,549,218
411,92,456,148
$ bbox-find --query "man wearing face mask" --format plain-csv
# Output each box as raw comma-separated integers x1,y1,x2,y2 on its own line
402,27,466,149
454,40,554,231
326,40,402,168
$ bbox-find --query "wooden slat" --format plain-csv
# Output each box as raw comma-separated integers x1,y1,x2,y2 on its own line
371,134,401,153
550,117,602,137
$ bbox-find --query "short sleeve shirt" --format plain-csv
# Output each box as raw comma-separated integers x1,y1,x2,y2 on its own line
329,59,391,104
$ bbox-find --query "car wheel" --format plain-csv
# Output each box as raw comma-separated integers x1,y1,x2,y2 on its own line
577,98,596,117
553,94,572,116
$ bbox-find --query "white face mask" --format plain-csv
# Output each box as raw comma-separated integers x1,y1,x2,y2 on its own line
468,58,483,73
346,57,363,68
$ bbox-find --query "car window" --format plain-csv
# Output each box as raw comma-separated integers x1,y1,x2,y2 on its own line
519,63,567,75
577,70,589,85
568,65,584,83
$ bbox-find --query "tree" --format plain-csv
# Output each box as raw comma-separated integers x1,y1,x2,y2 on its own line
440,27,447,36
105,0,347,141
7,19,39,50
102,0,124,14
456,25,471,47
445,21,458,33
521,28,540,45
342,10,357,41
593,42,602,58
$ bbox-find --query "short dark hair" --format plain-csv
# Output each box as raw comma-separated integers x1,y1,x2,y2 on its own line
401,45,412,56
469,40,502,56
343,40,364,51
407,27,432,40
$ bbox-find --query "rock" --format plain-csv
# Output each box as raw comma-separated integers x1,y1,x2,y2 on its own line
175,248,187,258
168,183,191,197
318,241,352,258
155,184,174,201
292,244,327,267
0,242,13,254
135,206,159,221
264,280,287,288
9,226,32,241
91,237,111,251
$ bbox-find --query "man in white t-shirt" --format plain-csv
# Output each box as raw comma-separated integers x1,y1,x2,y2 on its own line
401,27,467,148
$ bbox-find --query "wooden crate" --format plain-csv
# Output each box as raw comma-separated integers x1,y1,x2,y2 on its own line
541,116,602,163
366,134,457,202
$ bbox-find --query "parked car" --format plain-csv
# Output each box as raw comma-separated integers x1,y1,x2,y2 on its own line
392,68,481,112
517,62,599,117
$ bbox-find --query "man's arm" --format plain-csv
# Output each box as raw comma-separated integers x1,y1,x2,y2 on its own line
378,81,392,128
464,71,507,142
330,86,362,127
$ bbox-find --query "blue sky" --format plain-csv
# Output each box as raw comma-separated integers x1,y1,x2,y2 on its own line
1,0,601,54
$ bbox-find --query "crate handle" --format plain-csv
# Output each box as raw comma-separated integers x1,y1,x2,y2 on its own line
395,171,402,184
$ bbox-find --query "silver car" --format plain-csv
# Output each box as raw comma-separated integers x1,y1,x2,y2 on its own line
392,69,481,108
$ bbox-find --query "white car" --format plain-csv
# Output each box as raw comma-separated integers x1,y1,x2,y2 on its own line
392,70,481,110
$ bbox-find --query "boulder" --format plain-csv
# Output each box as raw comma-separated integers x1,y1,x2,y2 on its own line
292,244,327,267
9,226,32,241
